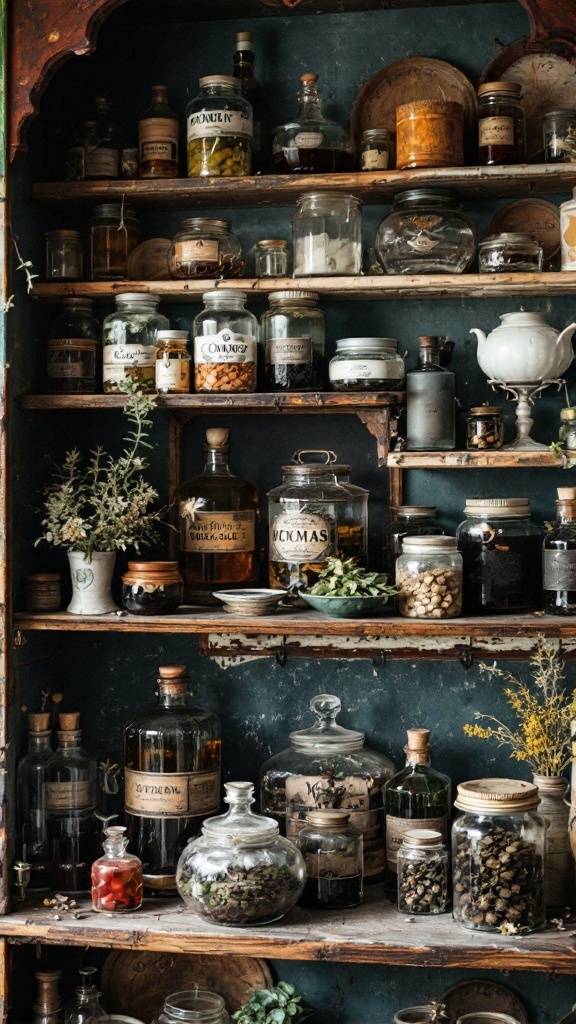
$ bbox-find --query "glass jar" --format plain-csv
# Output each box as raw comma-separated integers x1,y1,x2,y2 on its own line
259,693,395,882
329,338,405,391
260,290,325,391
102,292,169,393
375,189,476,275
396,100,464,170
175,781,306,925
121,561,183,615
255,239,289,278
292,192,362,276
452,779,545,932
24,573,62,612
156,330,191,394
330,462,369,566
466,405,504,450
169,218,244,279
361,128,394,170
477,82,525,165
91,825,143,912
193,290,258,393
559,407,576,453
45,230,83,281
397,829,449,915
383,506,446,579
152,991,229,1024
47,298,100,395
543,487,576,616
478,233,543,273
87,203,140,281
297,809,363,909
186,75,252,178
456,498,543,614
64,968,108,1024
272,72,354,174
543,109,576,163
396,536,463,619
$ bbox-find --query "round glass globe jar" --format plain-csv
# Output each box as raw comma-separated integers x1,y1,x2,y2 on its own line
175,781,306,926
169,218,244,279
152,991,229,1024
375,188,476,275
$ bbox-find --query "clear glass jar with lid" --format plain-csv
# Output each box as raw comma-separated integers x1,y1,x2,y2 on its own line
297,808,363,909
152,991,229,1024
396,536,463,619
87,203,140,281
543,109,576,163
175,781,306,926
329,337,405,391
559,406,576,452
478,233,543,273
155,330,191,394
383,506,447,578
375,189,476,275
255,239,289,278
193,290,258,393
361,128,394,170
292,192,362,276
456,498,543,614
186,76,252,178
452,778,545,932
47,298,100,394
169,218,244,279
259,693,395,882
102,292,169,393
466,405,504,450
397,829,449,915
260,290,325,391
330,461,369,565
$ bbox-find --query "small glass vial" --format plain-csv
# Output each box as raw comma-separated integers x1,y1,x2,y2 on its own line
187,75,252,177
45,230,83,281
292,192,362,276
24,573,62,612
91,825,143,912
478,233,543,273
47,298,100,395
397,829,449,915
155,330,191,393
260,290,325,391
255,239,289,278
477,82,525,165
102,293,169,394
466,404,504,450
169,218,244,279
193,290,258,393
329,337,405,391
297,809,363,909
87,203,140,281
396,536,463,619
543,109,576,163
559,407,576,452
152,991,229,1024
361,128,394,170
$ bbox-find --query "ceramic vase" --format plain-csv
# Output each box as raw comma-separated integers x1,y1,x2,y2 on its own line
67,550,118,615
533,772,571,909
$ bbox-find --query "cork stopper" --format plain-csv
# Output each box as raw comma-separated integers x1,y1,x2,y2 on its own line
557,488,576,500
58,712,80,731
158,664,188,696
418,335,439,347
29,712,50,733
405,728,431,765
205,428,229,448
236,31,253,46
158,665,187,679
301,73,319,85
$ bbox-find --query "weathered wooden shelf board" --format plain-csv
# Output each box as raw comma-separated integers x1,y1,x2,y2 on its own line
31,165,576,207
20,392,403,411
388,450,564,468
30,273,576,303
2,889,575,971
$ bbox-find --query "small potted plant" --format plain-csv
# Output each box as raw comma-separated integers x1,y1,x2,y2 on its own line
35,384,163,615
233,982,310,1024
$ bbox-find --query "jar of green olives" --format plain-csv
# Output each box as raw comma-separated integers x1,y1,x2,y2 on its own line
186,76,253,178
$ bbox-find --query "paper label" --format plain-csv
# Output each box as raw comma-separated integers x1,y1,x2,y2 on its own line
361,148,389,170
386,814,447,871
47,363,85,379
139,118,178,162
84,147,119,178
176,240,219,262
155,357,190,391
561,210,576,268
179,508,255,553
45,780,93,810
329,358,393,382
194,330,256,365
125,768,221,817
267,337,312,365
479,116,514,147
544,549,576,590
187,109,253,140
407,235,440,253
272,512,334,562
103,344,155,368
294,131,323,148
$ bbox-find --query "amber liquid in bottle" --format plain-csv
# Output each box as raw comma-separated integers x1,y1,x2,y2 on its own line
139,85,179,179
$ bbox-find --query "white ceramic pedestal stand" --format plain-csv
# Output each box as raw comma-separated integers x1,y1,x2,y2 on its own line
488,378,564,451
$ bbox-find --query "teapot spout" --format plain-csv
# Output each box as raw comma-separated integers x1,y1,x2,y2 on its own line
470,328,487,346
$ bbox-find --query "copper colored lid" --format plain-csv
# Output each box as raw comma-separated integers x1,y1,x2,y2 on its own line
305,809,351,829
478,81,522,96
24,573,62,582
301,72,319,85
127,561,179,572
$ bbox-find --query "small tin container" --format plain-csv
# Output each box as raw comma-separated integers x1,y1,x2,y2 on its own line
466,404,504,450
396,100,464,170
543,109,576,163
121,561,183,615
360,128,394,170
45,230,83,281
24,573,62,612
478,232,543,273
255,240,289,278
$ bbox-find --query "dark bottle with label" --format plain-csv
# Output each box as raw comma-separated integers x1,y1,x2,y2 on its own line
44,713,100,893
178,427,259,604
124,664,221,895
477,82,525,166
384,728,451,878
139,85,179,179
272,72,354,174
233,32,268,173
544,486,576,615
85,96,122,180
406,335,455,450
17,712,53,889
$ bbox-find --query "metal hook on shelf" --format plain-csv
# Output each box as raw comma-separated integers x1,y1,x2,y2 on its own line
372,653,386,672
275,644,288,667
456,643,475,671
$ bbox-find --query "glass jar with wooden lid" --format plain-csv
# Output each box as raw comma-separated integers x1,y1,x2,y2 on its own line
121,561,183,615
466,405,504,449
296,809,363,909
477,82,525,165
169,218,244,279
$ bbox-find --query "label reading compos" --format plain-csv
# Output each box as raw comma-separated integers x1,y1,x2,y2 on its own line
179,508,255,553
194,330,256,365
272,512,334,562
386,814,447,871
125,768,221,817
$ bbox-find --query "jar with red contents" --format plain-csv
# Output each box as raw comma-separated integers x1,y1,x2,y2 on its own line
91,825,143,912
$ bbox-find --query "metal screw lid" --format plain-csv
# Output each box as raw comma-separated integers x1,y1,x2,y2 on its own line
479,233,539,246
199,74,239,88
478,81,522,96
455,778,539,813
361,128,393,140
90,204,138,219
305,809,352,829
394,188,459,205
402,829,443,848
179,217,231,232
463,497,530,516
391,505,437,517
402,536,458,552
468,405,501,415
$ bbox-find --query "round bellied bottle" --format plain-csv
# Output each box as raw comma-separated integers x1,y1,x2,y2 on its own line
91,825,143,912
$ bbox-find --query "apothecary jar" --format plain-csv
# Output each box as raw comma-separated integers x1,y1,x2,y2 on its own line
397,829,449,915
396,536,463,619
152,991,230,1024
375,188,476,275
292,192,362,276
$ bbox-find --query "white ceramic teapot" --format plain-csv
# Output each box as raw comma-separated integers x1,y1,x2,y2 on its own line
470,311,576,384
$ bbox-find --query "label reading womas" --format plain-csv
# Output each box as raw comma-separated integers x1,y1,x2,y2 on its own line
124,768,221,818
179,507,255,553
272,512,335,562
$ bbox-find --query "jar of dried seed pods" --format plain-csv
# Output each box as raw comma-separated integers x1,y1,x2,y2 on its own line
397,829,449,915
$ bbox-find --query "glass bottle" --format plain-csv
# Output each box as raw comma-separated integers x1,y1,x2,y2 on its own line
102,292,169,393
233,31,268,173
375,189,476,275
178,427,259,604
45,230,83,281
91,824,143,912
47,298,100,395
397,829,449,915
33,970,63,1024
87,203,141,281
155,330,191,394
85,96,121,179
292,192,362,276
544,486,576,615
260,290,325,391
44,712,101,893
187,76,252,177
543,109,576,163
296,809,363,909
384,505,446,579
272,72,353,173
477,82,525,166
17,711,53,889
152,991,229,1024
384,728,451,878
406,335,455,450
124,664,221,895
139,85,179,179
193,290,258,393
64,969,108,1024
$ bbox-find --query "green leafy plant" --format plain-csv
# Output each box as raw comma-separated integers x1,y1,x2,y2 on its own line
305,556,398,597
233,983,309,1024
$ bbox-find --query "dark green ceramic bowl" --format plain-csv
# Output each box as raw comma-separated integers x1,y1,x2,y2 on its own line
300,593,389,618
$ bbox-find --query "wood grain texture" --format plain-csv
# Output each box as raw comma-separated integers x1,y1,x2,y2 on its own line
20,392,403,410
387,450,564,468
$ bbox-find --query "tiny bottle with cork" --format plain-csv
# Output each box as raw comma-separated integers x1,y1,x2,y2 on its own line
384,728,451,881
139,85,179,179
91,824,143,912
544,486,576,615
17,711,53,889
33,970,63,1024
406,335,455,450
233,31,268,173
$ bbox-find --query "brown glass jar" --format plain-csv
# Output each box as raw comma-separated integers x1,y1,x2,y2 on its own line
169,218,244,279
477,82,525,165
396,100,464,170
121,561,183,615
87,203,141,281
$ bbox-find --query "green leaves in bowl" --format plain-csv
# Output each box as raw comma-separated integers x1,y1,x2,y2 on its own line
304,557,398,598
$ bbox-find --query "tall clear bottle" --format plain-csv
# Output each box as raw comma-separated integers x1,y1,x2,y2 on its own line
272,73,353,174
17,711,53,889
139,85,179,179
44,713,101,893
406,335,455,450
233,32,268,173
544,486,576,614
384,728,451,877
124,664,221,895
178,427,259,604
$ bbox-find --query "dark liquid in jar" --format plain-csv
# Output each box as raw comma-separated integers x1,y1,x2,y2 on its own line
300,874,362,908
459,532,542,613
273,148,354,173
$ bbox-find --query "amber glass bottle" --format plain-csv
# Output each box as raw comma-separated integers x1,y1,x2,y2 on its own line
124,665,221,895
138,85,179,179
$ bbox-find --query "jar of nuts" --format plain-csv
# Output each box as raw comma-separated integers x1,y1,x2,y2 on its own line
396,536,462,618
452,778,546,933
186,76,252,178
193,290,258,393
397,829,449,915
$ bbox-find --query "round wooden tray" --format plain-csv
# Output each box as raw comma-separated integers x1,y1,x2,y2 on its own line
489,197,560,270
437,979,528,1024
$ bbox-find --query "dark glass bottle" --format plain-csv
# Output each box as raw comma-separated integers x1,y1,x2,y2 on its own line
17,712,53,889
44,713,101,893
47,298,100,395
124,664,221,896
139,85,179,179
544,487,576,615
272,73,354,174
477,82,525,166
84,97,121,180
406,336,455,450
233,32,268,173
384,728,451,877
383,505,447,578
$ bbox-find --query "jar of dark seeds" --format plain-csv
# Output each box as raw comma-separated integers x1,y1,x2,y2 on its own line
452,778,545,933
397,829,449,915
297,809,363,909
260,290,325,391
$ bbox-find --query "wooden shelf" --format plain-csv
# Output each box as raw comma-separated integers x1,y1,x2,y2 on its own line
31,165,576,208
20,392,403,411
2,888,575,971
387,450,564,468
30,272,576,303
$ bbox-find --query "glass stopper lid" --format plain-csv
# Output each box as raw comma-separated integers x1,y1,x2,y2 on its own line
289,694,365,752
202,781,279,844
